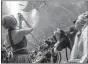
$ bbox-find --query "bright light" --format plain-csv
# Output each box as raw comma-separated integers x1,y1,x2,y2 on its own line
6,1,20,16
5,1,27,17
5,1,39,28
31,9,37,18
30,9,39,28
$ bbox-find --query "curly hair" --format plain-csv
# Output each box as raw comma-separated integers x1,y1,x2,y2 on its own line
2,15,17,29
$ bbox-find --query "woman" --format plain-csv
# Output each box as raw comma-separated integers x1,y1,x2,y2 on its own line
69,12,88,63
2,13,34,63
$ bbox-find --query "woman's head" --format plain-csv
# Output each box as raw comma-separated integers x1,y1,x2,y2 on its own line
2,15,17,29
75,11,88,31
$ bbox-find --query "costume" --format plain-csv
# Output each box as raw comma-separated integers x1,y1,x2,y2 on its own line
8,29,31,63
70,23,88,63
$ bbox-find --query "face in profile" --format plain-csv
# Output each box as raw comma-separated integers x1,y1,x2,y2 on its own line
75,14,87,31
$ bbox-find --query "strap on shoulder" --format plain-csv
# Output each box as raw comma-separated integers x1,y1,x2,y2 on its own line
8,29,14,46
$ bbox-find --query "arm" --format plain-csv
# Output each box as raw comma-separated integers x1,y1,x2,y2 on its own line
23,18,32,28
17,28,33,38
18,13,23,29
18,13,32,28
54,41,60,53
17,13,33,37
19,18,22,29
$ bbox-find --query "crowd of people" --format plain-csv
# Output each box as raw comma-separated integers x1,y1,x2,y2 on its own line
1,11,88,63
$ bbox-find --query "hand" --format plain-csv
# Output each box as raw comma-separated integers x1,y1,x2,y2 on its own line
18,13,24,21
18,13,23,18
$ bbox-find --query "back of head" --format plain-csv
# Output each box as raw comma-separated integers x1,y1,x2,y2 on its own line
2,15,17,29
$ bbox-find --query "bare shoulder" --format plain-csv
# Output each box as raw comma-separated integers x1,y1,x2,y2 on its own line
6,28,33,45
15,28,33,37
7,30,23,45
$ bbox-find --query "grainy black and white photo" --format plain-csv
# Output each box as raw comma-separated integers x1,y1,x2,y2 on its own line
1,0,88,63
